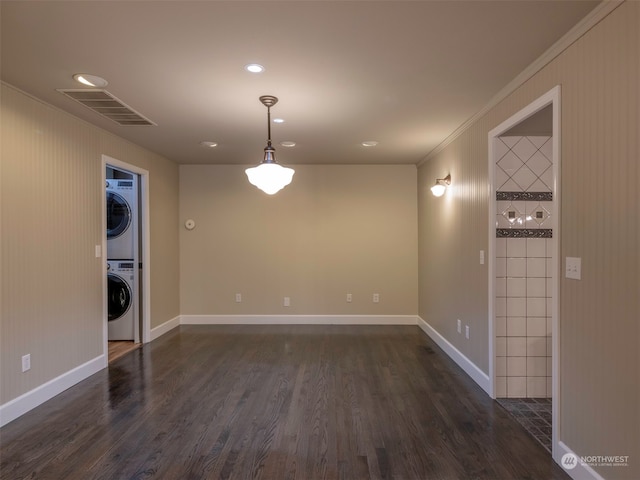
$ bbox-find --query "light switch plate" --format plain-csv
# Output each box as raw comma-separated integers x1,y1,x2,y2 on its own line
566,257,581,280
22,354,31,372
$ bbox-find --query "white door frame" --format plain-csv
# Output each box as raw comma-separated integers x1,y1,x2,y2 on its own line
487,86,561,460
102,155,152,355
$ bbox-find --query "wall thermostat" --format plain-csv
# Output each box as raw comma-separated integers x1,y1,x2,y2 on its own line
184,219,196,230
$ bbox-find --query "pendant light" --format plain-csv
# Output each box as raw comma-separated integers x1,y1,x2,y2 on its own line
245,95,295,195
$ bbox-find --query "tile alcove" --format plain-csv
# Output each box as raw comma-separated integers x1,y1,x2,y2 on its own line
494,135,553,399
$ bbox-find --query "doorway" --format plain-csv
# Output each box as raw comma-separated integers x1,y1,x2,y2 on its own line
487,86,560,459
102,155,151,363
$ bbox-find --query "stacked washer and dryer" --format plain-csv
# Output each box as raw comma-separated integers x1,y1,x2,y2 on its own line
106,173,138,341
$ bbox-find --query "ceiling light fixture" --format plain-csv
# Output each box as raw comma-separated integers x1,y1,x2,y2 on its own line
280,141,296,148
362,141,378,147
273,118,285,124
200,141,218,148
244,63,264,73
72,73,108,88
245,95,295,195
431,174,451,197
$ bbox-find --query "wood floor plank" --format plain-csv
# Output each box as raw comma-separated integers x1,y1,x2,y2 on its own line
0,325,570,480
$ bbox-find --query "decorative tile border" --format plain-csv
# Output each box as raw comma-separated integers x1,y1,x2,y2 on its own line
497,191,553,201
496,199,552,230
496,228,552,238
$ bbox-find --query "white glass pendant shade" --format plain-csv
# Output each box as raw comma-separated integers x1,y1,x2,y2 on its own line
245,163,295,195
430,184,446,197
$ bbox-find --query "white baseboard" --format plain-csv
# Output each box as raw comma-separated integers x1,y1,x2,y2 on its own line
417,316,491,395
180,314,419,325
556,441,607,480
0,354,105,427
150,315,181,340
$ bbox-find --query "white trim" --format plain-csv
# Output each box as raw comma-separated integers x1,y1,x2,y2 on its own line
557,442,607,480
0,355,105,427
102,155,152,346
551,91,562,461
417,317,491,395
487,86,562,463
489,86,560,137
550,88,562,464
100,164,109,353
417,0,622,168
487,135,496,399
150,315,181,340
180,314,418,326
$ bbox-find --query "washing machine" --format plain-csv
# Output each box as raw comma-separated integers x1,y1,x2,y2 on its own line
107,260,136,341
106,178,137,260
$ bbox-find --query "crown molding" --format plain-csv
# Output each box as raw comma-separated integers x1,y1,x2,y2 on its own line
417,0,624,168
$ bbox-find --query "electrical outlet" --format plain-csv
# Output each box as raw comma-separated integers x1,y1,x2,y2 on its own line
457,319,462,334
465,325,470,339
22,354,31,372
283,296,290,307
235,293,242,303
373,293,380,303
346,293,352,303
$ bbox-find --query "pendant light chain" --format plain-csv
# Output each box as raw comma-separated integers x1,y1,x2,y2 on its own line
266,104,272,147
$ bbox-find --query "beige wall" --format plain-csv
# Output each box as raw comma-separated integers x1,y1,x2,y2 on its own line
0,83,180,404
180,164,418,316
418,2,639,478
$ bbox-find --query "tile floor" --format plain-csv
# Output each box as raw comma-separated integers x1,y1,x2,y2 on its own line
496,397,552,453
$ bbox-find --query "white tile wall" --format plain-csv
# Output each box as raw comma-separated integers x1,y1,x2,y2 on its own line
495,136,553,192
496,237,552,398
495,135,553,398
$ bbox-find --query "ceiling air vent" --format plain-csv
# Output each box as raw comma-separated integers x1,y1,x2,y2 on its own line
57,89,156,126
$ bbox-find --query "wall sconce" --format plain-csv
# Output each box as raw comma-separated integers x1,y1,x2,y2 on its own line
430,174,451,197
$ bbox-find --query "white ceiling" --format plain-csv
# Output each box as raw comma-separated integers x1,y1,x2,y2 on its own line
1,1,599,166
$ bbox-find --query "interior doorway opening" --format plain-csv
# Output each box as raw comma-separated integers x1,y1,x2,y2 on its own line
102,155,151,363
488,86,560,460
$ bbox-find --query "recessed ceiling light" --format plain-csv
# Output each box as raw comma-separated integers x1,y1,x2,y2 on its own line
273,118,285,124
244,63,264,73
280,141,296,148
200,141,218,148
362,141,378,147
73,73,108,88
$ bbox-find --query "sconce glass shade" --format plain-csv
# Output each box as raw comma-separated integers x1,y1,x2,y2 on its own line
245,150,295,195
431,174,451,197
430,183,446,197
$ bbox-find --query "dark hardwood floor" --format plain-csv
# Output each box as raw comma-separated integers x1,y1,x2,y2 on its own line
0,325,569,480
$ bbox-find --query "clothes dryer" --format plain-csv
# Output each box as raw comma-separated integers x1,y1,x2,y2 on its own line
106,179,137,259
107,260,136,341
